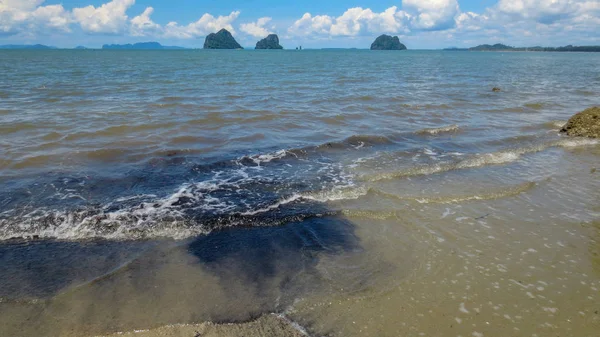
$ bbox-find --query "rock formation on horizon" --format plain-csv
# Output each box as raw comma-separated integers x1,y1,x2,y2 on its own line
370,35,407,50
204,29,243,49
560,107,600,138
255,34,283,49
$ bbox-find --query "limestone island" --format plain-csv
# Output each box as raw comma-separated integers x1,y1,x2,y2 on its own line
204,29,243,49
256,34,283,49
370,35,407,50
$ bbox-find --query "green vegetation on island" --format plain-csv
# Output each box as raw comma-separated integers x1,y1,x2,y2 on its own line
370,35,407,50
204,29,243,49
256,34,283,49
445,43,600,52
102,42,186,50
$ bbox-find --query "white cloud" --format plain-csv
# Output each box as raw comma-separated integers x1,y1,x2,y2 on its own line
0,0,44,11
496,0,575,23
288,7,408,37
163,11,240,39
130,7,161,36
0,0,599,47
72,0,135,34
0,0,71,35
330,7,408,36
240,17,273,38
455,11,489,31
32,5,72,31
402,0,460,30
288,13,334,37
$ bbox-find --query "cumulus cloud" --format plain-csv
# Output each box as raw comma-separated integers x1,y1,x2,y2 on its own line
288,7,408,37
288,13,334,36
0,0,71,35
162,11,240,39
495,0,576,24
287,2,460,37
72,0,135,34
0,0,599,47
402,0,460,30
130,7,161,36
240,17,273,38
455,11,489,31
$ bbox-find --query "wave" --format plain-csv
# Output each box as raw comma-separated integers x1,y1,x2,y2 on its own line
363,138,598,181
415,124,460,135
3,129,594,242
372,181,538,204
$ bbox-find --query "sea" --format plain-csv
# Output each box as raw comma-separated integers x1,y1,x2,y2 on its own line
0,49,599,336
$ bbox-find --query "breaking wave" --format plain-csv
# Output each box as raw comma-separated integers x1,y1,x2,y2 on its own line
415,124,460,135
1,131,595,242
364,138,598,181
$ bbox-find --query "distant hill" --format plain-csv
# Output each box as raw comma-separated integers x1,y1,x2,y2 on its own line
468,43,600,52
469,43,513,51
0,44,56,50
102,42,187,50
443,47,469,51
74,46,88,50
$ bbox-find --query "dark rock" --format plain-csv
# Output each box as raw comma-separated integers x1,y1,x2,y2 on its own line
203,29,243,49
492,87,501,92
560,107,600,138
255,34,283,49
370,35,407,50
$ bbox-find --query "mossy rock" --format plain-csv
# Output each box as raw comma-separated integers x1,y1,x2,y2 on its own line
561,107,600,138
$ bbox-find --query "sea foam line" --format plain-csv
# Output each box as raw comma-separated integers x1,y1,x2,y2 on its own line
364,138,598,181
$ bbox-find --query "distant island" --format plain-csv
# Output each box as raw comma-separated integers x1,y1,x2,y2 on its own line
102,42,186,50
255,34,283,50
445,43,600,52
370,35,407,50
0,44,56,50
204,29,243,49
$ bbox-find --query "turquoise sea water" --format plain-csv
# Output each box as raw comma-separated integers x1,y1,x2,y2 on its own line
0,50,599,336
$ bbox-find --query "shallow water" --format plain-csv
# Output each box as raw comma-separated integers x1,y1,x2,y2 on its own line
0,50,599,336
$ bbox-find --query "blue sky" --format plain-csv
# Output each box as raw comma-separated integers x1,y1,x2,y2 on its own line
1,0,598,48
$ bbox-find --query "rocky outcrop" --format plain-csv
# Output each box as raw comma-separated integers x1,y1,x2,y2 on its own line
204,29,243,49
560,107,600,138
256,34,283,49
370,35,407,50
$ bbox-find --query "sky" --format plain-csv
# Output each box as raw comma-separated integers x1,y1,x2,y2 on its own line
0,0,599,48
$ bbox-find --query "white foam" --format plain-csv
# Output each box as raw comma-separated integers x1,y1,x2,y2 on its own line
365,137,599,181
240,194,304,216
417,124,460,135
241,149,290,166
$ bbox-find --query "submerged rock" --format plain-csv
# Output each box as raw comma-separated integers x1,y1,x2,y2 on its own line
256,34,283,49
370,35,407,50
492,87,501,92
204,29,243,49
560,107,600,138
